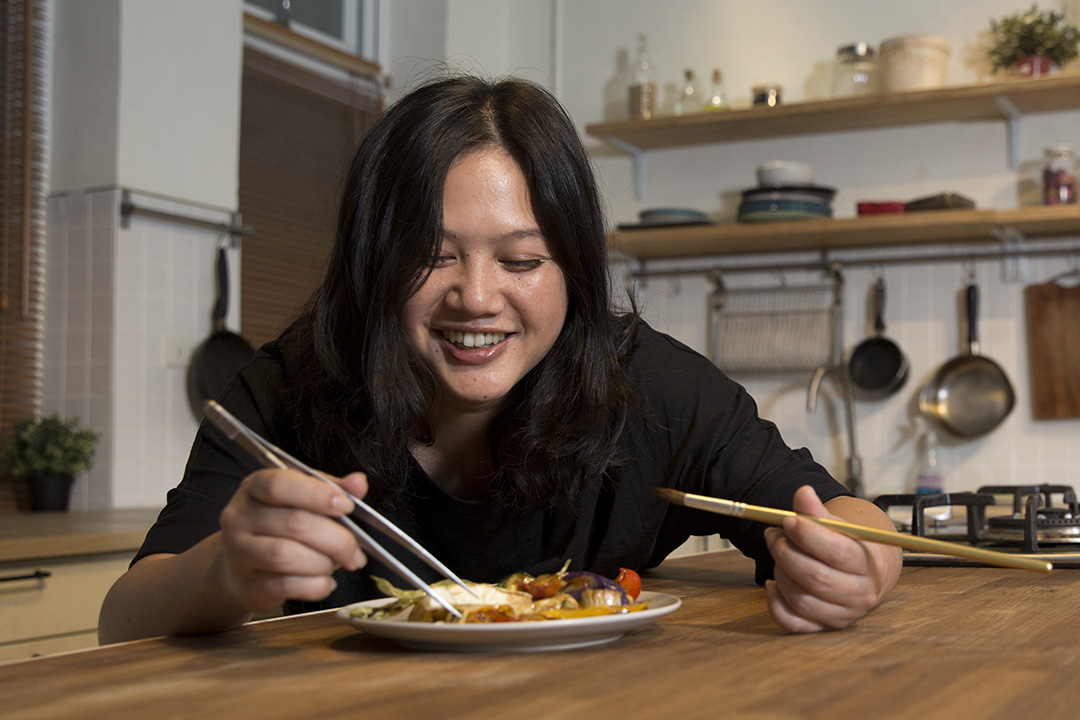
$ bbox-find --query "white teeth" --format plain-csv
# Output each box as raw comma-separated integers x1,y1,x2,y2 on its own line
442,330,506,348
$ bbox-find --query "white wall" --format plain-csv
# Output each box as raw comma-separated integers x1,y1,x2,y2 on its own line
117,1,243,208
49,0,121,194
50,0,242,208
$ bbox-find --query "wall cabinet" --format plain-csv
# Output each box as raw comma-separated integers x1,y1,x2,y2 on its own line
586,74,1080,261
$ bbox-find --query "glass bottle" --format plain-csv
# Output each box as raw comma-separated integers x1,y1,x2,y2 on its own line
674,69,699,116
831,43,877,97
1043,144,1078,205
628,34,654,120
915,428,951,521
703,68,730,112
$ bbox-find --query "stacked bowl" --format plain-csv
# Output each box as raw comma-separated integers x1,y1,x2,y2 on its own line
738,161,835,222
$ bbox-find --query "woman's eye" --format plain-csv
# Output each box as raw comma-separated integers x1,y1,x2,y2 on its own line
431,254,454,267
502,258,544,271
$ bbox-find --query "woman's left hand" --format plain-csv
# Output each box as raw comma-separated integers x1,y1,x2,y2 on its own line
763,485,902,633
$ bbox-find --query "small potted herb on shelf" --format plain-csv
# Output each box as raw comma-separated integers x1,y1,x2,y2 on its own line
987,4,1080,76
0,414,99,511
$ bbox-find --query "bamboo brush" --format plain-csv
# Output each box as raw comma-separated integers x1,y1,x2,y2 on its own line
654,488,1053,574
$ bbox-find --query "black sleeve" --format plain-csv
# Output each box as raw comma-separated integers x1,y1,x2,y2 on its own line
625,324,852,584
131,343,290,565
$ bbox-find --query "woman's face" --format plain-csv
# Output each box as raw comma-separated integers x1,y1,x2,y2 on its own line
401,147,569,415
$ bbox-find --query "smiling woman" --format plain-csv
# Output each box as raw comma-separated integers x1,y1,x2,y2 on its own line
99,75,900,645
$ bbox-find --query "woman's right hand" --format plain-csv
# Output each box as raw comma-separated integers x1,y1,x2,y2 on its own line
217,469,369,613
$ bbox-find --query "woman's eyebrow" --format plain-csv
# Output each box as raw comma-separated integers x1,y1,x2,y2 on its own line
441,228,545,242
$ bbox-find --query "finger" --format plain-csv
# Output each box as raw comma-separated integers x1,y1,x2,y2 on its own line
223,501,363,572
769,565,859,631
244,468,356,517
792,484,829,517
765,527,868,608
224,525,340,577
338,472,369,504
777,515,873,576
776,489,875,576
229,570,340,613
222,496,365,573
764,579,826,634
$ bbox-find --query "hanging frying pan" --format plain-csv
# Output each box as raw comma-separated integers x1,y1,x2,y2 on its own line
919,281,1015,438
187,246,255,419
848,277,908,399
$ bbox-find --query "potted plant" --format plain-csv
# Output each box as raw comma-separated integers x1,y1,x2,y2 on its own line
0,414,99,511
987,4,1080,76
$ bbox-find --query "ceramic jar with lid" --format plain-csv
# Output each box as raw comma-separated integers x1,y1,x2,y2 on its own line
880,34,950,92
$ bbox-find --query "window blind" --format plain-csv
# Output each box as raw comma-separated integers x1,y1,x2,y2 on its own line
0,0,47,512
238,35,381,348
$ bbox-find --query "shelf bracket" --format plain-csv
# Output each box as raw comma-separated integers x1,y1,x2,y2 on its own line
993,95,1022,171
603,136,646,200
991,224,1028,282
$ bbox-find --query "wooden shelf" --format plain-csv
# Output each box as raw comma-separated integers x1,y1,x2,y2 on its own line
608,205,1080,260
586,73,1080,150
591,74,1080,260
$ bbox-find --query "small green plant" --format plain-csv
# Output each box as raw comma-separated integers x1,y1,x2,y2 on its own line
987,4,1080,71
0,414,99,479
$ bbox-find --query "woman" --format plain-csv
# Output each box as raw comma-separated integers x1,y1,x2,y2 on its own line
99,76,900,643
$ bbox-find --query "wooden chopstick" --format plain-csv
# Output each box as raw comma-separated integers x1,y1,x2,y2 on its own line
655,488,1053,574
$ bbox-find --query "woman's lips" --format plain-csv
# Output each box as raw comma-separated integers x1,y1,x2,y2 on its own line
439,329,510,364
441,329,507,348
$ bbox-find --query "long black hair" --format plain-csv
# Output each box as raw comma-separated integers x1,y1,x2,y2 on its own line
282,76,636,509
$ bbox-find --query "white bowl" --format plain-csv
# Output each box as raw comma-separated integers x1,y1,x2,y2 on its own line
756,161,814,187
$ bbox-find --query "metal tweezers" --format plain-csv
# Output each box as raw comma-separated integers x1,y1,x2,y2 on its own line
203,400,475,619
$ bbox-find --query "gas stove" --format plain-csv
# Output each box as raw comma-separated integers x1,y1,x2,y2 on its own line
872,484,1080,568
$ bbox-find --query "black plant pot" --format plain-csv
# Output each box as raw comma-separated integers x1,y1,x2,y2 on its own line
27,473,74,512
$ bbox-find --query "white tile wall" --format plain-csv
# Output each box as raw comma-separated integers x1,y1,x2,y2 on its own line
45,188,243,510
620,240,1080,502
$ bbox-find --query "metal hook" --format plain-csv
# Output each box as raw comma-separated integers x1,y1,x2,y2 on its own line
962,258,977,285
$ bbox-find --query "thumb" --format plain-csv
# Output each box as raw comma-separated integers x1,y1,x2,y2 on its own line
791,485,829,519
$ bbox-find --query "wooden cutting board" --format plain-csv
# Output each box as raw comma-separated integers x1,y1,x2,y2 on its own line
1025,279,1080,419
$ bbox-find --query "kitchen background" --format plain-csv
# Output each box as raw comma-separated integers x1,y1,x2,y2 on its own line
39,0,1080,514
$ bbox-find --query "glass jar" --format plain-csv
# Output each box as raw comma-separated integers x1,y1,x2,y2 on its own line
831,42,876,97
751,84,782,108
1043,145,1078,205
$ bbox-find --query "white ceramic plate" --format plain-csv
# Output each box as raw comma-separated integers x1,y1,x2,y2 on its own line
336,590,681,653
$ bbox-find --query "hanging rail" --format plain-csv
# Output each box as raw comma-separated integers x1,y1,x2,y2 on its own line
120,190,253,238
627,241,1080,279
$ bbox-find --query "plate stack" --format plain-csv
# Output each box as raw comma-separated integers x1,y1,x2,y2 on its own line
738,161,835,223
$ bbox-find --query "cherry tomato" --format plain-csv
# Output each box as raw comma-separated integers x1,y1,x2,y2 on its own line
614,567,642,600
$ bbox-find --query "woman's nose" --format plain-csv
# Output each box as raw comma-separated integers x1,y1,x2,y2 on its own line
449,261,504,314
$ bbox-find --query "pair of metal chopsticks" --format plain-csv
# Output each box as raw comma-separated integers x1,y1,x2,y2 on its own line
203,400,476,618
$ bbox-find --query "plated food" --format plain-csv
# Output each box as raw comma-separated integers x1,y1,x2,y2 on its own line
349,563,648,624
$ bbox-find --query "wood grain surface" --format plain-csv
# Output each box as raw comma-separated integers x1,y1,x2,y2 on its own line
1026,279,1080,419
3,550,1080,720
0,508,160,562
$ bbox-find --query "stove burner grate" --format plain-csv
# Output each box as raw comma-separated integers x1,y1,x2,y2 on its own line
874,484,1080,554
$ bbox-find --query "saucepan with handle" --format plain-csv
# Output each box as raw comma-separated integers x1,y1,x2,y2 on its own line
187,244,255,419
848,276,908,399
919,280,1015,438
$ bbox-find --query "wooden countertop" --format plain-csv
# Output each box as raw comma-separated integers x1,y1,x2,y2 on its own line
3,549,1079,719
0,508,161,562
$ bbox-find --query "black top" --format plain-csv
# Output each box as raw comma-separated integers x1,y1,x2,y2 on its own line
136,321,850,613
